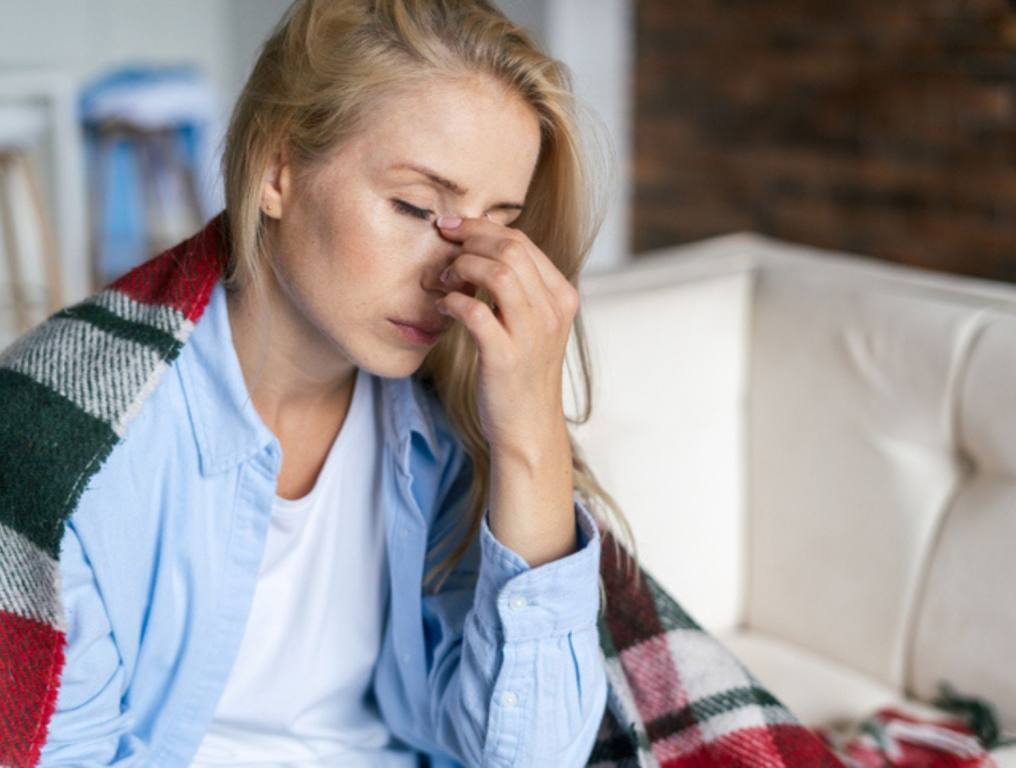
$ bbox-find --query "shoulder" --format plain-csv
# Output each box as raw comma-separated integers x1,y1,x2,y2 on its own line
0,296,188,558
80,357,192,500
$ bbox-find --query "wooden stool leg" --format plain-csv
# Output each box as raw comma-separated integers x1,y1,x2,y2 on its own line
0,152,31,334
17,151,64,313
88,127,117,292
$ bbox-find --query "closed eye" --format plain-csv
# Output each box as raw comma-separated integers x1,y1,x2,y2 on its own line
391,199,433,221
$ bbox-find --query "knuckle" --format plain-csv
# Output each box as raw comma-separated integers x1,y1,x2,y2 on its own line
507,228,533,248
497,240,525,261
491,264,514,289
464,301,488,324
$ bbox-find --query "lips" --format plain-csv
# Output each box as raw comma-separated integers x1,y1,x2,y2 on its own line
392,317,448,335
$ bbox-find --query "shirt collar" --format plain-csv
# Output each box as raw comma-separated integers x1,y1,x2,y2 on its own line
179,278,439,477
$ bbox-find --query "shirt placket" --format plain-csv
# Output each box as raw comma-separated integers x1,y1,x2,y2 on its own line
155,446,280,765
382,433,431,698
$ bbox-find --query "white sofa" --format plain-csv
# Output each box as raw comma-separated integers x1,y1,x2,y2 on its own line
566,232,1016,765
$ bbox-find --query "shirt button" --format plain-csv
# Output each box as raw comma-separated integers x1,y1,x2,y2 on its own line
501,691,518,707
509,594,528,610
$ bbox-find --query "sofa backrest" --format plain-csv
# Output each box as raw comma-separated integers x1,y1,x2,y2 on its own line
570,232,1016,730
565,243,754,633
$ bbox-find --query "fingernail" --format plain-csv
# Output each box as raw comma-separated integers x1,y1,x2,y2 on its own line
440,267,452,283
437,215,461,228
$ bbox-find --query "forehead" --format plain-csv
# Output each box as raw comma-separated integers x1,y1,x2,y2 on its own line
355,77,542,198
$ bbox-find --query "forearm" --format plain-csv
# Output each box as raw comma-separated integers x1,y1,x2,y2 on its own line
488,417,577,568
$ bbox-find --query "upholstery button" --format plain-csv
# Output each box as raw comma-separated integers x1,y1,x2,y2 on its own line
501,690,518,707
509,594,528,610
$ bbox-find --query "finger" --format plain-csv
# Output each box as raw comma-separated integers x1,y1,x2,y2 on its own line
438,216,572,300
443,252,533,335
453,233,550,307
445,236,545,310
437,289,510,362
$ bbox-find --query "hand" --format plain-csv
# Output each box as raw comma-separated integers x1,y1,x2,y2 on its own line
434,214,580,461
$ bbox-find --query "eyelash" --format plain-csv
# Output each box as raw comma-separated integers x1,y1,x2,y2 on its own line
391,198,517,226
391,199,433,221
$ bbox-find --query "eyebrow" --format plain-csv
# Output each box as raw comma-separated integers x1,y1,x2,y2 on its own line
388,162,527,213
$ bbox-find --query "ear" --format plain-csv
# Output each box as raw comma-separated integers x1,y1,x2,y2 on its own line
260,147,290,220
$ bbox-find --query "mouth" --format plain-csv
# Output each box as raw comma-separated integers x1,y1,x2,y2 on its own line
388,317,448,346
390,316,448,335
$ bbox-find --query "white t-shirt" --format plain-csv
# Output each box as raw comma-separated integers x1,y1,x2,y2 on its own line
190,368,419,767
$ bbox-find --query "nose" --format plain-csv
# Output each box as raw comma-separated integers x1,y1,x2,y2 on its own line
426,256,476,298
437,269,477,298
427,231,468,295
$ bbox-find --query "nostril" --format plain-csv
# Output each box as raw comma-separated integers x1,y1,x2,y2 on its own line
438,271,475,297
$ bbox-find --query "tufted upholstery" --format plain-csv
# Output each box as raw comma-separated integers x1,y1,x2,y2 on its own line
565,233,1016,764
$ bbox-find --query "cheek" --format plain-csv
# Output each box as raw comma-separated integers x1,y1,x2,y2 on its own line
286,196,423,306
303,238,400,317
301,216,373,284
354,213,424,281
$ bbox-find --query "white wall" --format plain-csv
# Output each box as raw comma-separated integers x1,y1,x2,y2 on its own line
0,1,234,105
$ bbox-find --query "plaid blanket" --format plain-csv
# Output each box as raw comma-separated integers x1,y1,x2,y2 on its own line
0,211,846,766
814,695,1011,768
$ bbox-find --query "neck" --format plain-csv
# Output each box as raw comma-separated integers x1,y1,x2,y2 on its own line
224,272,358,434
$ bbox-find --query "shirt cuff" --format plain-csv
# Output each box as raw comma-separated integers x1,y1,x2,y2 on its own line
472,492,602,643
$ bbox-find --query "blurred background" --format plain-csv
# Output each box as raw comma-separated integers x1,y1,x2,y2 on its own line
1,0,1015,347
633,1,1016,281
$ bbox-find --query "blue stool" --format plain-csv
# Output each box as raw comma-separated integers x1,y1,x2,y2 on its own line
80,65,218,288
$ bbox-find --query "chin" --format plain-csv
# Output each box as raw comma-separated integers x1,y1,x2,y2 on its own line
357,348,426,380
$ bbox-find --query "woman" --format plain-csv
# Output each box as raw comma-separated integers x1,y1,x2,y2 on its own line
35,0,640,764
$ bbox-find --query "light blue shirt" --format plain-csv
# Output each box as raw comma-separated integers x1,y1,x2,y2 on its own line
39,279,608,767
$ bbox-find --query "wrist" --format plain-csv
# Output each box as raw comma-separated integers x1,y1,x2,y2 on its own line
491,417,572,471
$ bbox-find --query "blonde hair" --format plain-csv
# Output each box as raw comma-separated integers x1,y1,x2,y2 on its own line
219,0,642,609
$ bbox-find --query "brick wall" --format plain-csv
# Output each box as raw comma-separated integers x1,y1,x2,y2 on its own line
634,0,1016,282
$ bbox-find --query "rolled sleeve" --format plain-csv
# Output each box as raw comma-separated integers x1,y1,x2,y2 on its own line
472,492,602,643
410,441,608,768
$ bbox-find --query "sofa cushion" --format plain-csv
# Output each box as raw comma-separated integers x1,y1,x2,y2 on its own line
718,627,945,725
